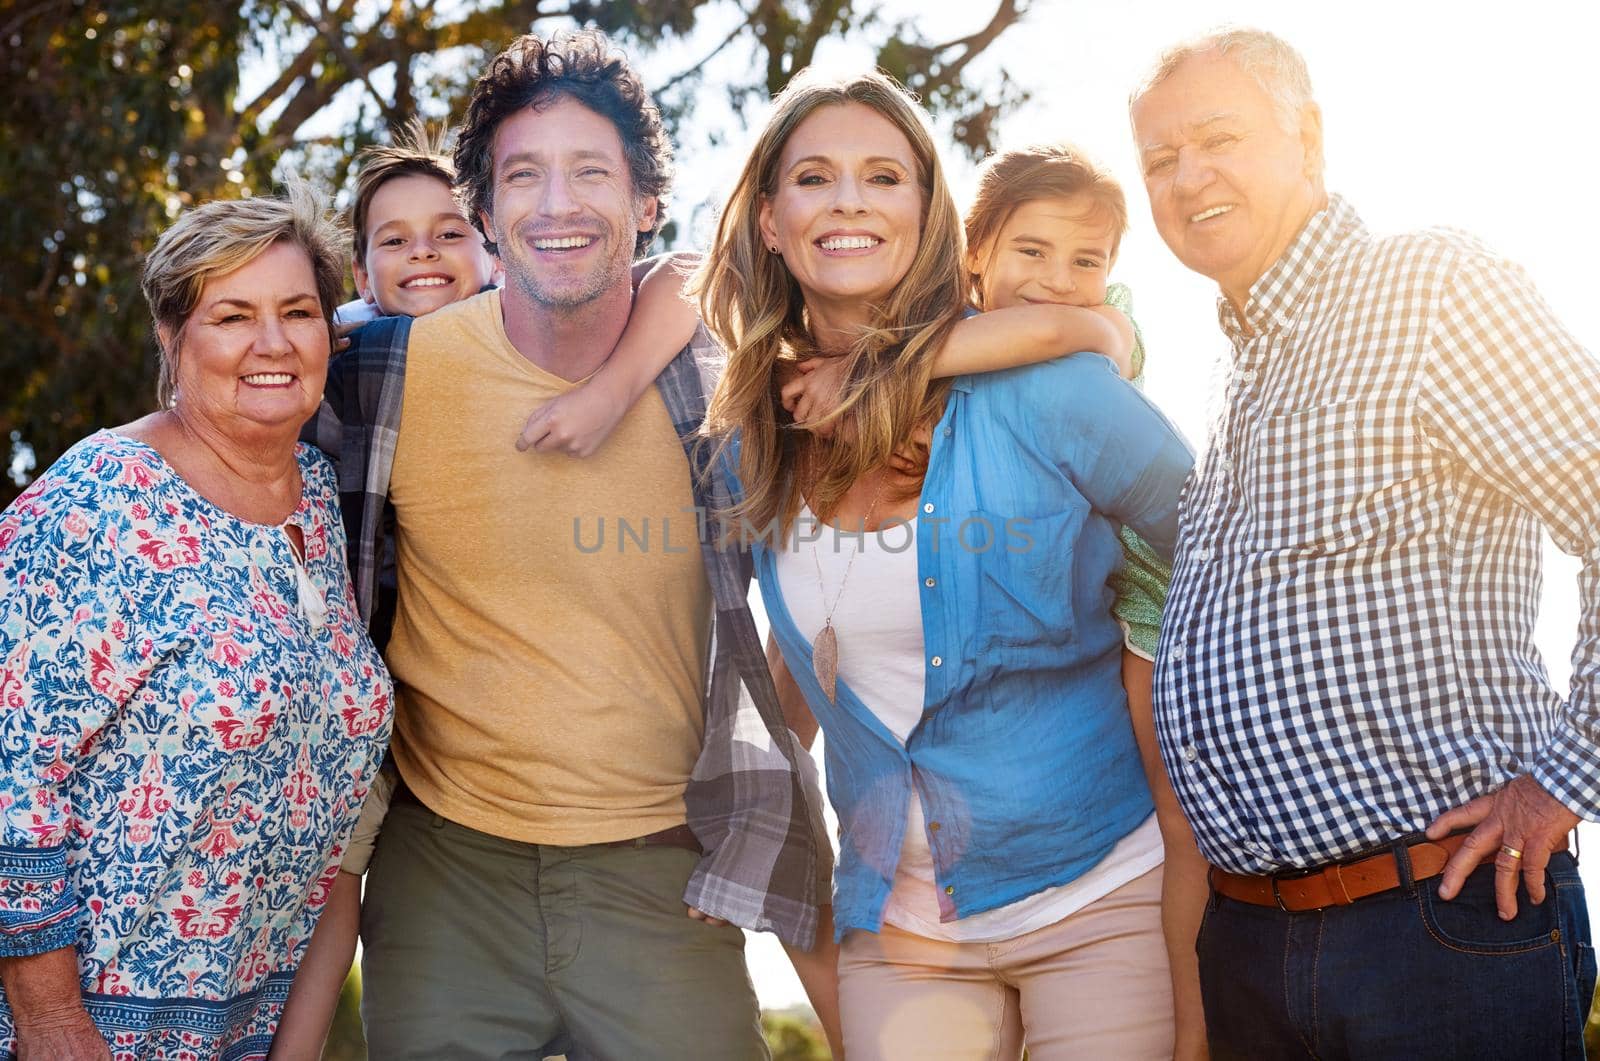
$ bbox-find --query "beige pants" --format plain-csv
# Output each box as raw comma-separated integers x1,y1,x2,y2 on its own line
838,866,1173,1060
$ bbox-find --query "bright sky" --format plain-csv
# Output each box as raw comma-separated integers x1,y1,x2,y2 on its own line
726,0,1600,1009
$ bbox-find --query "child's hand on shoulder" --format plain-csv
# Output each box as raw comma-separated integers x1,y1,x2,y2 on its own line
1087,304,1137,379
516,376,632,458
333,319,362,354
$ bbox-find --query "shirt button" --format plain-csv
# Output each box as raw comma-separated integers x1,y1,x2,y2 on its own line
929,821,941,832
1172,639,1187,661
930,656,943,668
1183,744,1199,763
923,502,935,514
1219,458,1234,473
943,426,952,437
1195,548,1212,563
944,885,954,895
924,577,936,588
1240,369,1256,383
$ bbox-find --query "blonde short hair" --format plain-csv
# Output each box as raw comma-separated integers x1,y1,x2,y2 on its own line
141,182,345,407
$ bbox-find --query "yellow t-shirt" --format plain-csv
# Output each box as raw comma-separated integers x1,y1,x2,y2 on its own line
384,290,711,845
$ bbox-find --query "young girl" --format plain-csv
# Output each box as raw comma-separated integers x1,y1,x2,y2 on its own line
955,143,1207,1058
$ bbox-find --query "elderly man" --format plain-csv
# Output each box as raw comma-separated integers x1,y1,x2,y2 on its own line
310,29,829,1060
1133,28,1600,1058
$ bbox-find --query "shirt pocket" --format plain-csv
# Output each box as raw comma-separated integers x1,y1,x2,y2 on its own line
969,506,1084,662
1240,397,1419,553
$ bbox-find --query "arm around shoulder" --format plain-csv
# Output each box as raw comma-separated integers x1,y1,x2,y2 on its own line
931,303,1124,379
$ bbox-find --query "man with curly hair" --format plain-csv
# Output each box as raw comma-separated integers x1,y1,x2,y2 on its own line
308,29,827,1059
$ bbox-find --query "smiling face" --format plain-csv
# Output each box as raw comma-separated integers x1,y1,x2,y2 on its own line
758,102,924,330
479,96,656,311
1132,50,1324,309
166,240,330,441
968,196,1117,311
354,173,497,317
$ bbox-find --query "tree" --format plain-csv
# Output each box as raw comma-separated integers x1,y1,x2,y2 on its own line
2,0,1028,501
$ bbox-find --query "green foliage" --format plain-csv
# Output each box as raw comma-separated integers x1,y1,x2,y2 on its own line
3,0,1026,502
762,1009,831,1061
321,963,367,1061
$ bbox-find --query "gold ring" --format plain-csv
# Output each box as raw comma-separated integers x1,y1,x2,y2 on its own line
1501,844,1524,860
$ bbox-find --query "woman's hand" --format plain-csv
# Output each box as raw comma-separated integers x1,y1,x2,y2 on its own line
1,947,110,1061
780,358,850,438
16,1015,112,1061
886,422,933,481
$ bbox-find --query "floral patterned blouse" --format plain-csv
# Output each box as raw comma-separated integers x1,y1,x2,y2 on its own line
0,431,392,1060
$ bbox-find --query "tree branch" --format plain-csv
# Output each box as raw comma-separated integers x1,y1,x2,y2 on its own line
238,42,320,128
898,0,1026,83
657,2,757,95
795,0,847,70
282,0,402,126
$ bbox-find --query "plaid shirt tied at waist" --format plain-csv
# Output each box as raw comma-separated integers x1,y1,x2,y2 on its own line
1154,194,1600,875
305,312,828,947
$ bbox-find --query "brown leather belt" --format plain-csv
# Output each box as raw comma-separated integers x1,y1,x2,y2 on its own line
393,780,702,855
1210,833,1476,912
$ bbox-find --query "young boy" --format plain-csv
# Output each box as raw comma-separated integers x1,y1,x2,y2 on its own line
332,121,500,325
272,122,496,1058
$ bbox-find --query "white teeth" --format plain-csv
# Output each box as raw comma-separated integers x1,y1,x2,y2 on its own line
819,236,880,251
242,373,292,385
1190,205,1233,223
532,236,595,249
402,277,451,288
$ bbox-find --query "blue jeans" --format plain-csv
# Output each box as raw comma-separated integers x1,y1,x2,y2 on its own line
1197,843,1595,1059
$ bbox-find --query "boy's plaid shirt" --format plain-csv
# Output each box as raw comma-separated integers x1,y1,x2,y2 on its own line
1155,195,1600,874
305,313,827,946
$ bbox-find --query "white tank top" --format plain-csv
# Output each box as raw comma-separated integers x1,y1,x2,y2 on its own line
774,506,1161,943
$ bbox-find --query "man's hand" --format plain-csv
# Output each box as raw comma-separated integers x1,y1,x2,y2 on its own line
686,906,729,928
1426,773,1580,920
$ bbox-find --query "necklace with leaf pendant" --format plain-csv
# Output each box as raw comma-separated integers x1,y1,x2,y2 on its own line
809,477,887,705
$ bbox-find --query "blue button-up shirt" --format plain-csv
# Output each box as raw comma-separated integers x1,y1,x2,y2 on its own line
754,354,1194,938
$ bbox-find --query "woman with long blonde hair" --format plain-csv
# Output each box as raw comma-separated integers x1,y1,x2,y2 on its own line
696,69,1195,1059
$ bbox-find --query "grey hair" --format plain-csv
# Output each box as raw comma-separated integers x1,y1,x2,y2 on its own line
1130,27,1315,135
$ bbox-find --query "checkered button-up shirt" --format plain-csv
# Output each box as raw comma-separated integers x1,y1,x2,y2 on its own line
1154,195,1600,874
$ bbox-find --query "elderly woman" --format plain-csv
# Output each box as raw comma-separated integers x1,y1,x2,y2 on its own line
696,71,1194,1059
0,188,392,1060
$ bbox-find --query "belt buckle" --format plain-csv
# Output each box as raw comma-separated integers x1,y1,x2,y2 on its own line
1271,876,1289,912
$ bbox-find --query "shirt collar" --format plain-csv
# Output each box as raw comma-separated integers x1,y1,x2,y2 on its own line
1217,193,1365,341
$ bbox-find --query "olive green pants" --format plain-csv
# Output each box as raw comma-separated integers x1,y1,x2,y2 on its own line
360,799,768,1060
